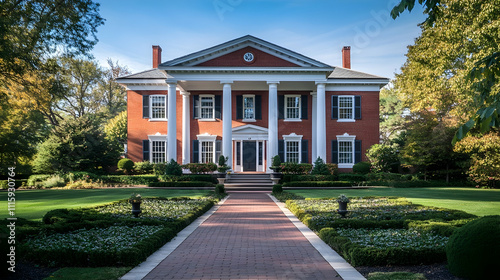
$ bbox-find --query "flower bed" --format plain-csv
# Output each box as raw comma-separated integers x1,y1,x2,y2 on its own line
20,196,218,267
95,198,212,221
282,194,476,266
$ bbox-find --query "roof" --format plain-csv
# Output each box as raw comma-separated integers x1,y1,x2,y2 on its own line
328,67,388,79
159,35,333,69
118,69,167,79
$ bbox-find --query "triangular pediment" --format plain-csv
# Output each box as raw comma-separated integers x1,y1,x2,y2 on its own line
232,124,268,136
160,35,332,68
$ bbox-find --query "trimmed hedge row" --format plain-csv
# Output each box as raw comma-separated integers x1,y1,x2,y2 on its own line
282,181,353,188
99,175,158,185
281,174,337,183
319,228,447,266
148,181,215,188
20,197,216,267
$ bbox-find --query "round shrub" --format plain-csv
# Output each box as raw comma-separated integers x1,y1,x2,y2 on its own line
117,158,134,173
353,161,371,174
446,215,500,280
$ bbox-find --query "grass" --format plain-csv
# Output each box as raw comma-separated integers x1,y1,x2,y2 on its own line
366,272,426,280
0,188,212,221
43,267,132,280
289,187,500,216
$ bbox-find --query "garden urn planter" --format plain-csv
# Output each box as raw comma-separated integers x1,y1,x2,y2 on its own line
337,201,349,218
131,202,142,217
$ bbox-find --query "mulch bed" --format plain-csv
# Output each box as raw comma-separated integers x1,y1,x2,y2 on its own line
357,263,465,280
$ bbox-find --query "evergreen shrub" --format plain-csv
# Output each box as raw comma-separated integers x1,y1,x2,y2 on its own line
353,161,371,174
117,159,134,173
446,215,500,280
272,184,283,194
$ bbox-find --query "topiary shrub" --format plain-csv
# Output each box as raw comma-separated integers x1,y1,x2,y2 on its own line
215,184,226,195
117,158,134,174
311,157,330,175
446,215,500,280
272,184,283,194
165,159,182,176
353,161,371,174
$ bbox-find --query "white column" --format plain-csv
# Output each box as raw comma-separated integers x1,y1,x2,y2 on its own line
181,91,190,164
267,82,279,172
222,81,233,169
167,81,177,162
310,91,317,163
316,83,326,161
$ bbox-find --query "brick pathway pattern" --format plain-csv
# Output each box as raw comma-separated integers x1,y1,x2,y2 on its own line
143,191,341,280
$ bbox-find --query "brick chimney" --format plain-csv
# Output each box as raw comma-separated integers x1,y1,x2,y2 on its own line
342,46,351,69
152,45,162,68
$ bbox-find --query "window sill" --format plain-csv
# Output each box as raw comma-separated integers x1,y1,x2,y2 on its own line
338,163,354,169
198,118,217,122
337,119,356,123
284,119,302,122
149,119,168,122
242,119,256,123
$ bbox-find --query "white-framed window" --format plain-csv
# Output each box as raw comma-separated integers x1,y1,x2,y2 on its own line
201,141,214,163
150,95,167,120
283,133,303,163
148,135,167,163
285,95,301,120
338,96,354,120
243,95,255,120
197,133,217,163
336,133,356,168
199,95,215,120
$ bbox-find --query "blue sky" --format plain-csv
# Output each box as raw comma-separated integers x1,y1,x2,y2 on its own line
93,0,426,80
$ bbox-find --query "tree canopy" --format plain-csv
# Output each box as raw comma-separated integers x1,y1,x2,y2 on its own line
0,0,104,85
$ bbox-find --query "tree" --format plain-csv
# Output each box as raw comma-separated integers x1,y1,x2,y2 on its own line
32,116,120,173
104,111,127,153
391,0,500,142
379,86,407,143
96,59,130,117
0,0,104,85
454,132,500,188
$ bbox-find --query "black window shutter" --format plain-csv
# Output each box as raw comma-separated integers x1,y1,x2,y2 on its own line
236,95,243,119
278,95,284,119
215,140,222,163
143,95,150,119
215,95,221,119
278,140,285,162
255,95,262,120
355,140,362,163
193,95,199,119
355,96,362,120
301,95,308,120
301,139,308,163
192,140,199,163
332,96,338,119
331,140,338,164
142,140,150,161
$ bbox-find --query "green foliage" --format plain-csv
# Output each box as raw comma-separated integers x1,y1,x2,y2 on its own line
454,132,500,188
353,162,371,174
45,267,132,280
391,0,441,26
311,157,330,175
182,163,217,174
98,175,158,186
0,179,26,189
216,155,230,173
153,163,166,176
41,175,66,188
215,184,226,195
134,161,154,174
27,174,52,187
117,159,134,173
272,184,283,194
32,116,121,173
282,181,352,188
338,173,367,182
104,111,127,151
446,215,500,280
281,174,337,183
367,272,425,280
271,155,281,168
367,143,401,173
280,163,312,175
165,159,182,176
148,181,215,188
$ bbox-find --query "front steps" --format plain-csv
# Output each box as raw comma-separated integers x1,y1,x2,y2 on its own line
224,173,273,190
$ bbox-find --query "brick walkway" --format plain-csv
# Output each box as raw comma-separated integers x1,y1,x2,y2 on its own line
143,191,342,280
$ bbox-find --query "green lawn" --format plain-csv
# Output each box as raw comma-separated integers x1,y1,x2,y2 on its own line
289,187,500,216
0,188,212,221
